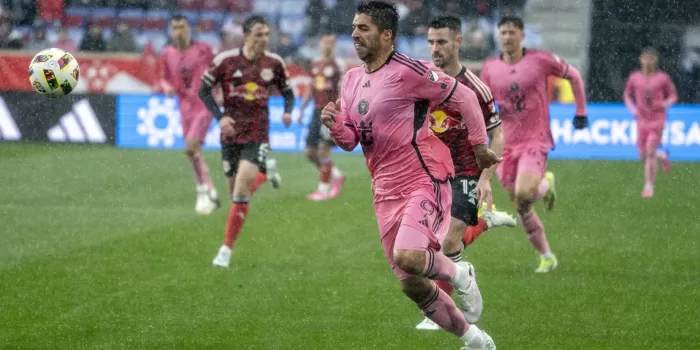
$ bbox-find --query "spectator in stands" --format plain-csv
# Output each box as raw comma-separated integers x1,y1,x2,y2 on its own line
0,21,22,49
277,32,296,60
220,14,244,52
53,26,76,52
462,17,494,60
3,0,37,26
305,0,326,37
327,0,356,35
498,0,527,17
79,21,106,52
26,26,50,51
399,0,431,36
108,19,137,52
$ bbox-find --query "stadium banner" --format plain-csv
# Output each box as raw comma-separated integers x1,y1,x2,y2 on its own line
0,91,115,144
115,94,700,161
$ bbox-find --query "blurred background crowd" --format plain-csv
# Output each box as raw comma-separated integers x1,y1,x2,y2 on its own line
1,0,700,102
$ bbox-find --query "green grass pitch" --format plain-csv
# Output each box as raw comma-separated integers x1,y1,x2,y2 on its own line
1,143,699,349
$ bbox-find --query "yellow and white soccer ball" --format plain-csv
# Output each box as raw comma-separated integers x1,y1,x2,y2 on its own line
28,48,80,98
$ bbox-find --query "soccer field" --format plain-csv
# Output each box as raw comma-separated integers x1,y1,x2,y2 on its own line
1,144,698,349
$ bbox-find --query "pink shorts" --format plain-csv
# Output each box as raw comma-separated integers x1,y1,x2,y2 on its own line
180,100,212,143
637,126,663,157
373,181,452,280
496,146,548,191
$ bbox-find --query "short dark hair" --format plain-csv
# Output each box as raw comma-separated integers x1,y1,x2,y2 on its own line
429,16,462,33
243,15,267,34
498,16,524,30
642,47,659,56
171,14,189,24
356,1,399,40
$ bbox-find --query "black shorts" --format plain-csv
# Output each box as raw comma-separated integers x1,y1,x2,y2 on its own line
305,108,335,147
221,142,270,178
450,175,480,226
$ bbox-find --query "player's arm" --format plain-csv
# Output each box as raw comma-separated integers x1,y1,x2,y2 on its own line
623,76,638,116
273,58,295,124
300,76,314,112
663,74,678,108
199,61,225,121
482,119,504,181
326,75,359,151
548,53,588,128
159,52,174,95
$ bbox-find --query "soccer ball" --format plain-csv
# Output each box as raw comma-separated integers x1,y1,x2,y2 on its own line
28,48,80,98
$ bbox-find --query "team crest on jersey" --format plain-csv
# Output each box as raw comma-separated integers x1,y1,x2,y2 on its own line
260,68,274,82
311,67,319,75
427,70,439,83
323,66,335,77
357,99,369,115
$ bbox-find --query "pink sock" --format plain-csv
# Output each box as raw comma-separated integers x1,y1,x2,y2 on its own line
644,155,658,186
518,210,550,254
534,178,550,201
418,284,470,337
190,153,212,187
422,248,457,281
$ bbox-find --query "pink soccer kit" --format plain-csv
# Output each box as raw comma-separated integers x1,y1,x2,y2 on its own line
328,52,488,281
624,71,678,156
160,41,215,142
481,49,587,191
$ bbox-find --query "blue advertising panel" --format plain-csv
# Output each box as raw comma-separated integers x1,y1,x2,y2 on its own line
116,94,700,161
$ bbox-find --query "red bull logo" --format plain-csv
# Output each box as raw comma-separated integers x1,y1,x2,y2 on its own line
430,109,464,133
231,82,268,101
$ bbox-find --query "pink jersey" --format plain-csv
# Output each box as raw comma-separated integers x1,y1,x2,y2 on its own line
624,71,677,129
159,41,215,115
328,52,488,198
481,49,585,150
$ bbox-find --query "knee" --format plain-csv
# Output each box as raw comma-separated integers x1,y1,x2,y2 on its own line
514,186,536,207
185,143,199,157
400,276,433,302
305,148,318,163
394,249,425,276
443,220,467,253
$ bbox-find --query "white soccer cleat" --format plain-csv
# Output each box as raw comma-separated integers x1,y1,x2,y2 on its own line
481,210,517,229
415,317,440,331
454,262,483,324
212,245,231,268
195,185,220,215
265,158,282,189
461,327,496,350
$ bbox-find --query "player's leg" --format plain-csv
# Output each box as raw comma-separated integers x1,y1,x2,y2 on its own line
642,128,662,197
513,149,557,273
185,114,219,215
321,126,345,198
306,108,331,200
657,147,671,173
213,144,242,267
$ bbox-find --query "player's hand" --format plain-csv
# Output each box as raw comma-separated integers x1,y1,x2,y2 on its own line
476,176,493,212
295,109,305,125
321,99,341,128
282,113,292,127
573,115,588,130
219,116,235,137
473,144,502,169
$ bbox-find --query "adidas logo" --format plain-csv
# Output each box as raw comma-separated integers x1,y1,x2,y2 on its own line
47,99,107,143
362,80,371,88
233,70,243,78
0,97,21,140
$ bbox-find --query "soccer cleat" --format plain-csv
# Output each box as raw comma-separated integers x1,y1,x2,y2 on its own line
662,149,672,173
212,245,232,268
307,190,330,201
265,158,282,189
543,171,557,212
329,175,346,198
195,186,220,215
641,187,654,198
415,317,440,331
477,202,497,217
454,262,483,323
535,255,558,273
480,210,517,229
461,328,496,350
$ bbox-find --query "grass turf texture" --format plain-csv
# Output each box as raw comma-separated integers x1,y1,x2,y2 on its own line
1,143,698,349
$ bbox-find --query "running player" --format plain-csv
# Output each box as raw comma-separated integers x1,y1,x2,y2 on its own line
623,47,677,198
199,15,294,268
480,16,588,273
415,16,518,331
300,33,346,201
160,14,220,215
322,2,498,349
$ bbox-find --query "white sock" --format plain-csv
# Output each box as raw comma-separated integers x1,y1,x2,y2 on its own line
331,166,343,179
449,262,465,285
208,187,218,199
460,324,482,344
540,252,553,259
196,184,208,194
317,182,331,193
656,149,667,160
